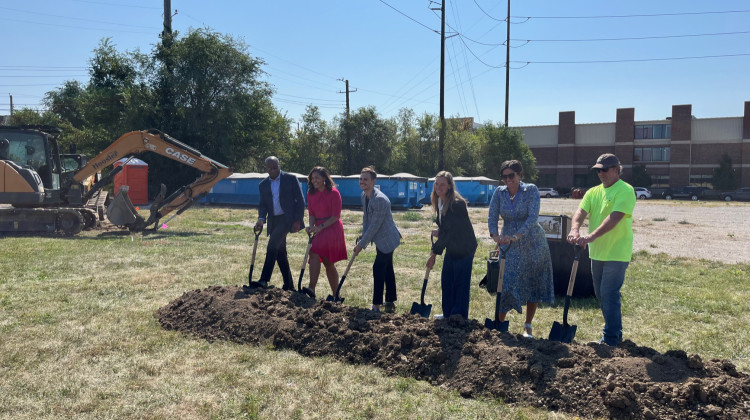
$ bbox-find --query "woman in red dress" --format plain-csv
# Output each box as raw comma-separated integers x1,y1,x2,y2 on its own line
302,166,348,298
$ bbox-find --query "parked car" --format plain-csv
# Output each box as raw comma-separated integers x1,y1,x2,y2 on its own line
538,187,559,198
721,187,750,202
634,187,652,200
662,186,720,201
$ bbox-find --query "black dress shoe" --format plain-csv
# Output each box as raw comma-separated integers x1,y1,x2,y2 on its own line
282,283,296,292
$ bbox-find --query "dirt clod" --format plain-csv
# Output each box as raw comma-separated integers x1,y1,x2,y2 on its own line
156,285,750,419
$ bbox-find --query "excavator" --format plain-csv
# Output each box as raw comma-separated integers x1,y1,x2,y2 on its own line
0,126,232,235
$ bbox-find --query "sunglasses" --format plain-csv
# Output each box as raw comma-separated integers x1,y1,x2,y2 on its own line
594,167,611,173
500,172,516,180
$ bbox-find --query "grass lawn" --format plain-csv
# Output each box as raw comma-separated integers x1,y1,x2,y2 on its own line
1,205,747,419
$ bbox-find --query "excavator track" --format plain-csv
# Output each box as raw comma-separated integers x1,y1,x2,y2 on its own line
85,190,109,225
0,207,87,235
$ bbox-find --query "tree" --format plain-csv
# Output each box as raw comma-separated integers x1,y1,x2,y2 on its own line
334,106,396,175
287,105,331,174
629,165,653,187
443,117,482,176
479,123,538,181
712,153,737,191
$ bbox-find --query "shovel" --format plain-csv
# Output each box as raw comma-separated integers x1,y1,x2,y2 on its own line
326,252,357,303
410,234,436,317
243,225,265,289
297,230,316,295
484,243,512,332
548,245,582,343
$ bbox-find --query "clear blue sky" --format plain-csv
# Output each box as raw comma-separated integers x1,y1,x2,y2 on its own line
2,0,749,127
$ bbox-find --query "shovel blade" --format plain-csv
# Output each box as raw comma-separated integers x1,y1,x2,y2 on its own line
484,318,509,332
325,295,344,303
409,302,432,318
548,321,577,343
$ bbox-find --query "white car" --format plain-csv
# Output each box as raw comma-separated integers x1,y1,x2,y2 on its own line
538,188,559,198
634,187,652,200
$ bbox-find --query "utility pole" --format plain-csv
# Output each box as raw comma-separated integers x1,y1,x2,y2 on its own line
338,78,356,173
163,0,172,36
504,0,510,127
9,94,13,116
337,78,357,117
432,0,446,171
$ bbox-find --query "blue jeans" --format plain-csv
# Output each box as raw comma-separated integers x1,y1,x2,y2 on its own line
591,259,629,346
440,252,474,319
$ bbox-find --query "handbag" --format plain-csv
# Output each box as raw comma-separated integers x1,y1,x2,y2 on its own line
480,248,500,296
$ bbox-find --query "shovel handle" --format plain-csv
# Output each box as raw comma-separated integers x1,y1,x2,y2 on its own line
495,243,511,293
333,252,357,299
297,231,316,290
420,266,432,305
565,245,582,297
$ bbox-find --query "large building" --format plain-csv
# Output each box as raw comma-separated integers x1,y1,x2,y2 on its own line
517,101,750,189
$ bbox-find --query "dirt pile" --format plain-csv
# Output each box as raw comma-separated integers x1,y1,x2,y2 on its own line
156,286,750,419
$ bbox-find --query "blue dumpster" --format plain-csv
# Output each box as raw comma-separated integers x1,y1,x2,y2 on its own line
377,173,427,209
454,176,500,206
420,178,435,205
288,172,309,205
203,172,265,205
330,174,362,207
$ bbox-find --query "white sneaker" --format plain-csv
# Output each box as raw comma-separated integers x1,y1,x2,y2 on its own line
433,314,444,320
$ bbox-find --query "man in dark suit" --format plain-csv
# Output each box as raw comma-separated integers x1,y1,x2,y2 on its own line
255,156,305,290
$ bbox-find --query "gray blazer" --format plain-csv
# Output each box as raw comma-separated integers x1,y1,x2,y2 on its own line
357,188,401,254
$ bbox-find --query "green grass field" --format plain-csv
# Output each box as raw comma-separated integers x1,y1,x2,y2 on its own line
1,205,747,419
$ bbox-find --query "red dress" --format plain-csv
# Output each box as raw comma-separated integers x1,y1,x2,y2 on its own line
307,187,348,263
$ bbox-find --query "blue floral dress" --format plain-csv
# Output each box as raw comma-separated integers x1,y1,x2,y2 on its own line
487,182,554,313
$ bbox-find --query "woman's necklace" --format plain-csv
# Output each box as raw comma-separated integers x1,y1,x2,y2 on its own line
509,190,518,201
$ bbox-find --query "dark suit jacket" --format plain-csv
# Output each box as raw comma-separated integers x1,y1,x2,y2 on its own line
432,199,477,258
258,171,305,234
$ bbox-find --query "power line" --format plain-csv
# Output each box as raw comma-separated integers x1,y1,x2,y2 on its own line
0,6,158,29
69,0,161,10
376,0,439,34
516,53,750,65
515,9,750,19
518,30,750,43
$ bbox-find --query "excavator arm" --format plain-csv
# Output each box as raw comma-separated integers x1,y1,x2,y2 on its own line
75,130,232,231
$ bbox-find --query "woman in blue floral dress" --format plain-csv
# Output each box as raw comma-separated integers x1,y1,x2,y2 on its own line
487,160,554,338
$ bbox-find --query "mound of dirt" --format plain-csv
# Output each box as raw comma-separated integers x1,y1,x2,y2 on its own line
156,286,750,419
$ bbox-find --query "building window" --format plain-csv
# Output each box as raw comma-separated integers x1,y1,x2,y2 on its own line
538,173,556,188
634,124,671,139
650,175,669,187
690,174,713,187
634,147,670,162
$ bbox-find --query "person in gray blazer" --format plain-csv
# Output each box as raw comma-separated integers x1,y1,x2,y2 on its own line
255,156,306,290
354,166,402,312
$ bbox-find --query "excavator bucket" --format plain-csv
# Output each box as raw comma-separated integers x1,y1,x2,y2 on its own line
106,186,143,228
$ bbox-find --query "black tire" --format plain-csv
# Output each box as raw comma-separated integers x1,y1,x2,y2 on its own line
57,211,84,236
665,194,673,200
691,195,699,201
80,210,97,230
638,195,647,200
545,194,551,198
724,195,732,202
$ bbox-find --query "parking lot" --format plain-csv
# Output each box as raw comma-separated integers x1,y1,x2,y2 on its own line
538,198,750,264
